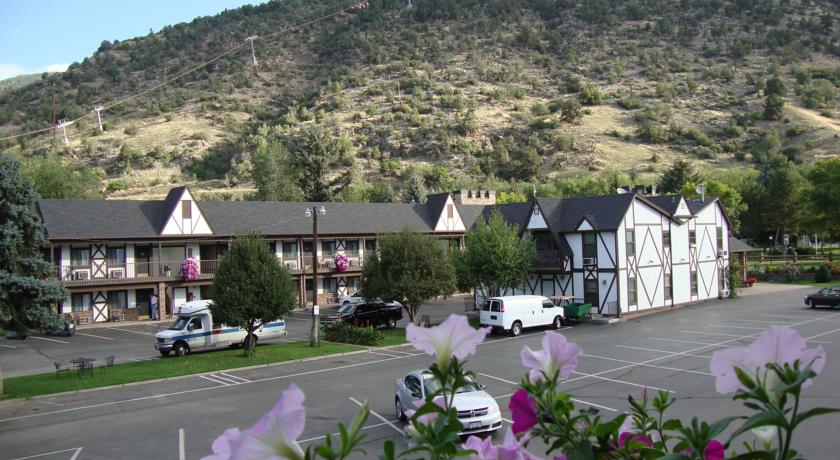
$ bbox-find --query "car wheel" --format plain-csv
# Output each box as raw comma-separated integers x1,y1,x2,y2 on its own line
173,342,188,357
386,318,397,329
553,316,564,329
395,397,406,422
159,350,171,357
510,321,522,337
810,299,816,309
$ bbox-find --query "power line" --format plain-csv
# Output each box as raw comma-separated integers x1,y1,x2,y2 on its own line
0,2,362,144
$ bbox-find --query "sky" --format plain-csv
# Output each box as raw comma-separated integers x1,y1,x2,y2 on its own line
0,0,267,80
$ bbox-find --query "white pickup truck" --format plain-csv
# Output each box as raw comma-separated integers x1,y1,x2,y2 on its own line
154,300,287,356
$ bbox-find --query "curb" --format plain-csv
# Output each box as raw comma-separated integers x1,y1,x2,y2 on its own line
0,345,399,404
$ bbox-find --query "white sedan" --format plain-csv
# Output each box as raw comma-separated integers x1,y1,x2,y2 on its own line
338,290,365,306
394,370,502,435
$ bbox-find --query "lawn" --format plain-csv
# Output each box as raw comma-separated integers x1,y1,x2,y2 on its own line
3,341,358,400
378,328,408,347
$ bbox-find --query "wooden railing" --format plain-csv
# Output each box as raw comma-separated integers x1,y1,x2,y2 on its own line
533,250,567,268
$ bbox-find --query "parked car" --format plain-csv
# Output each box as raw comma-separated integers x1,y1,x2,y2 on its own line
394,370,502,435
479,295,565,336
320,301,403,328
804,286,840,308
338,290,366,306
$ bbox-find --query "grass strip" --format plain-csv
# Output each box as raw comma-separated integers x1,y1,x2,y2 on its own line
3,341,358,400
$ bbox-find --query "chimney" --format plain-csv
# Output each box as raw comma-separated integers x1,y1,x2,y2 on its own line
457,189,496,205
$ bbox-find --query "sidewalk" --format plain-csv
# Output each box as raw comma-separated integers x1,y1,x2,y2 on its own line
77,319,170,330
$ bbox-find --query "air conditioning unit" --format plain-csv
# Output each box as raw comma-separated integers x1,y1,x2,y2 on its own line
718,249,728,257
71,268,90,280
582,257,597,266
108,267,125,278
284,261,299,270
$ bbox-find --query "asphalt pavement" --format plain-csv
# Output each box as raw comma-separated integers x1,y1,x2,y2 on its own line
3,285,840,459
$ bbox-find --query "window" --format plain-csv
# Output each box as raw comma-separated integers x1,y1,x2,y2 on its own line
582,233,597,260
182,200,192,219
322,277,337,293
365,239,377,252
321,240,336,256
71,247,90,267
282,242,297,259
71,293,92,312
717,227,723,251
691,271,698,296
626,230,635,256
490,300,501,312
663,230,671,248
690,229,697,246
188,317,203,331
542,300,554,309
719,268,726,290
346,276,361,291
584,279,599,306
664,274,672,300
107,291,127,309
628,279,637,306
533,206,540,215
405,375,422,395
106,246,125,265
345,240,359,255
447,204,454,218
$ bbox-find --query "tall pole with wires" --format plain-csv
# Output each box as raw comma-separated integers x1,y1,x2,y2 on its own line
93,105,104,131
51,83,56,143
246,35,258,66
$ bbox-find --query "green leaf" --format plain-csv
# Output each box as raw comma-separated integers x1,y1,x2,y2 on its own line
380,440,395,460
728,451,774,460
708,416,741,438
730,412,783,440
793,407,840,427
662,419,683,431
568,441,595,460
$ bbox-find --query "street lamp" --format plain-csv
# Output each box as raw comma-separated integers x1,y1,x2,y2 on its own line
305,205,326,347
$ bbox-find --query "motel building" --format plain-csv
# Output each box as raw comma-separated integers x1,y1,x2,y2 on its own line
36,186,732,323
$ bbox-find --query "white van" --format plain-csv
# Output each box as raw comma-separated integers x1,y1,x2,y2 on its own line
478,295,564,336
154,300,287,356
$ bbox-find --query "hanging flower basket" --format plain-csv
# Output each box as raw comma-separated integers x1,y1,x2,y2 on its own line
181,258,199,281
334,253,349,272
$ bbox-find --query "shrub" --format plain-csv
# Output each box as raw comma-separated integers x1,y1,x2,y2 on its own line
617,97,642,110
123,126,138,135
579,84,604,106
637,121,669,143
557,98,583,123
816,264,831,283
106,179,128,192
322,321,384,346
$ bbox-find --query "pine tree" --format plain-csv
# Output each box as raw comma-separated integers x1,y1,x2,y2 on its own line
0,154,66,336
658,159,701,193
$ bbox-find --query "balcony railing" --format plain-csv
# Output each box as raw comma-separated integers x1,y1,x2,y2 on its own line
533,250,567,269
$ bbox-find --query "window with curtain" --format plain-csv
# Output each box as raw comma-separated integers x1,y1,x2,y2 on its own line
691,271,698,295
321,240,336,256
664,274,672,300
322,277,337,292
663,230,671,248
690,230,697,246
71,248,90,267
71,293,92,312
582,233,597,260
107,291,127,309
107,246,126,265
345,240,359,255
282,242,297,258
628,279,637,306
626,230,635,256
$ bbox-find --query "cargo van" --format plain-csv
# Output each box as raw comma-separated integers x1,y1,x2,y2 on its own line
478,295,564,336
154,300,287,356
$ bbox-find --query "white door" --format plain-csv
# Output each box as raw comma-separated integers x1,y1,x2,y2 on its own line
541,299,558,326
522,302,540,328
186,317,205,349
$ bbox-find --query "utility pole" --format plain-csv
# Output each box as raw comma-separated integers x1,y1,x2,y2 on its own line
245,35,258,66
93,105,104,131
305,205,325,347
56,118,73,145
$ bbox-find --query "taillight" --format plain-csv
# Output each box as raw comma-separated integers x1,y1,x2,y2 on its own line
500,302,505,313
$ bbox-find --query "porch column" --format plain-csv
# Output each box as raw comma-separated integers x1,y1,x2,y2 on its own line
157,282,167,318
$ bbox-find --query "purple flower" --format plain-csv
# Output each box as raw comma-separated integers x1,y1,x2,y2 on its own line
710,326,826,394
618,432,653,449
405,395,446,424
520,332,582,385
463,428,540,460
407,314,489,368
509,389,538,436
203,384,306,460
704,439,725,460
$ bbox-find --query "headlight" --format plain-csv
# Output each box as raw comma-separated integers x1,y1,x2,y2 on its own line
487,404,500,414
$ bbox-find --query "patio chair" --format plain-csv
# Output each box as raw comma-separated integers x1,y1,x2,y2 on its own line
104,355,115,370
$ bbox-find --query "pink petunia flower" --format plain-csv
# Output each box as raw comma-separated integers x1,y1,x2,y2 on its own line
710,325,826,395
520,332,582,385
407,314,489,369
203,384,306,460
618,432,653,449
463,428,541,460
704,439,725,460
405,395,446,424
509,389,539,436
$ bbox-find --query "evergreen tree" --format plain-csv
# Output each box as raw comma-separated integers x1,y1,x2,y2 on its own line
403,173,427,203
0,155,66,336
293,126,351,202
763,94,785,120
361,230,456,324
658,159,701,193
807,158,840,239
252,141,304,201
211,233,297,355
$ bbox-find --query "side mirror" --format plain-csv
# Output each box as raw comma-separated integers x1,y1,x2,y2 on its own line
187,324,195,331
480,384,487,390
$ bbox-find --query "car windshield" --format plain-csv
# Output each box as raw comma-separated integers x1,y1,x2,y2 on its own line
352,290,363,298
424,376,481,395
168,316,191,330
338,305,356,314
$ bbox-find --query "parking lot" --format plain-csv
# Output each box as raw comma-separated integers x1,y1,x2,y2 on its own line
2,284,840,459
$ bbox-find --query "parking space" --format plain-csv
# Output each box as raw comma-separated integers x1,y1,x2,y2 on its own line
3,285,840,458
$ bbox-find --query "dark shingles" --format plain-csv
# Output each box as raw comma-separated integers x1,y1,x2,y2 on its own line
424,193,450,228
644,195,684,216
37,200,167,239
475,202,533,232
729,237,753,253
536,194,636,233
159,186,187,233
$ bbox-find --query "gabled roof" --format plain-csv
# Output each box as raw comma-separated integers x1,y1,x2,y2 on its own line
685,196,732,227
728,237,753,253
536,193,637,233
644,195,683,216
473,202,532,233
160,186,188,233
425,192,450,226
38,200,168,239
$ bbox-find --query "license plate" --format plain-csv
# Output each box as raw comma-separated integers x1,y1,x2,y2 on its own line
490,315,497,320
469,421,482,429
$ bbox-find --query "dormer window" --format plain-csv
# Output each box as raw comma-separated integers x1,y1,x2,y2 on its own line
182,200,192,219
533,207,540,216
447,204,454,218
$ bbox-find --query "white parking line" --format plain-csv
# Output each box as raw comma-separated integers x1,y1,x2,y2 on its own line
582,353,712,376
572,370,674,393
199,375,230,386
12,447,83,460
28,336,69,344
0,343,16,348
732,319,792,325
75,332,115,340
179,428,186,460
649,337,717,346
682,330,830,344
219,372,251,383
107,327,155,336
299,419,399,444
349,397,404,435
806,326,840,340
708,324,765,330
209,374,242,385
368,350,402,359
477,372,618,412
615,345,712,359
758,313,803,319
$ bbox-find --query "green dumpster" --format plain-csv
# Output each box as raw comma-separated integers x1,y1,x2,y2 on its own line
563,303,592,321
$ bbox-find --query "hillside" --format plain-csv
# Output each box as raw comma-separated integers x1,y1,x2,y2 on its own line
0,73,43,93
0,0,839,201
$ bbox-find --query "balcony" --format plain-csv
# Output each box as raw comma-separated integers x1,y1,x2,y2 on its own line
54,260,219,287
533,250,568,269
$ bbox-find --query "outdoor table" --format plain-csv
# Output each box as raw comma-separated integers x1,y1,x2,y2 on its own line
69,357,95,375
548,295,575,306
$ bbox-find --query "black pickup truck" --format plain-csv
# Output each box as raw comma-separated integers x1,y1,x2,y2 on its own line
320,301,403,328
